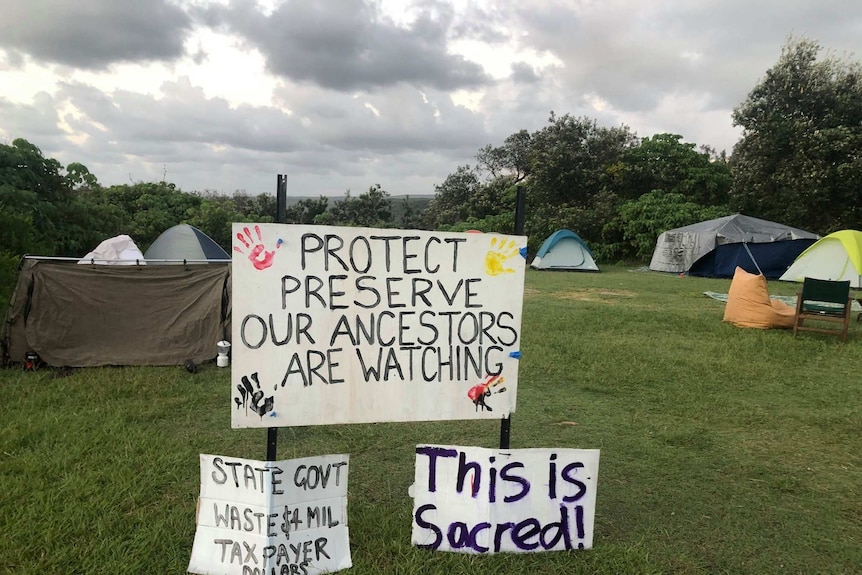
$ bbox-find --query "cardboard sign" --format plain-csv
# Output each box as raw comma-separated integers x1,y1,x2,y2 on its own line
188,454,351,574
230,224,527,428
411,445,600,553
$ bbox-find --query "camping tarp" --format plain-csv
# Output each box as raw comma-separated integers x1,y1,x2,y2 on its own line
78,234,146,264
1,258,230,367
530,229,599,271
779,230,862,288
649,214,819,278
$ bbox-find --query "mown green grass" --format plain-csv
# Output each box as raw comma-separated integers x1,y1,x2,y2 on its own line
1,266,860,574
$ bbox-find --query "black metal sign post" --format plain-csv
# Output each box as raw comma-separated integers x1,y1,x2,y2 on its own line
266,174,288,461
500,185,526,450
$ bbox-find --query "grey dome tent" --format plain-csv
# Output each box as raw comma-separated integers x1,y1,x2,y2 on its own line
531,229,599,271
144,224,230,262
649,214,819,279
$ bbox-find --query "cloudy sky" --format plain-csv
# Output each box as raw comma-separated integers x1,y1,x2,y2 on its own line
1,1,859,198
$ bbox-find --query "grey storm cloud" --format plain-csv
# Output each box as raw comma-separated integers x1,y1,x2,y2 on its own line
271,82,489,154
508,0,862,113
0,0,191,68
199,0,492,92
4,0,861,197
55,79,310,154
0,93,64,141
510,62,541,85
19,76,493,194
52,76,489,159
0,87,409,195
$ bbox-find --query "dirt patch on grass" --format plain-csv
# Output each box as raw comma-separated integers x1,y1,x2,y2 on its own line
524,288,540,295
557,288,636,303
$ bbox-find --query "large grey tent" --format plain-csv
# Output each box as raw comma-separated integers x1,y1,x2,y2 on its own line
649,214,819,279
1,258,230,367
144,224,230,262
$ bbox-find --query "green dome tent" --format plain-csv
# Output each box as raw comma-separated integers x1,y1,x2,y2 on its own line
779,230,862,288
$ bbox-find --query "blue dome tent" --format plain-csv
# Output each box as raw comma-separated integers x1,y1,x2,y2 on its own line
530,230,599,272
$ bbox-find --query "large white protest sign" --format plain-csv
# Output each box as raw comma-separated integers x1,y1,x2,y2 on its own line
411,445,600,553
188,454,351,575
230,224,527,428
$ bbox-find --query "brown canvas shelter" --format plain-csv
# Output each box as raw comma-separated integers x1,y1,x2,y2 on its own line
2,258,231,367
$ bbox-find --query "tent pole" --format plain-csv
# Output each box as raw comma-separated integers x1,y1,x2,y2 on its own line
267,174,288,461
742,241,764,276
500,185,526,450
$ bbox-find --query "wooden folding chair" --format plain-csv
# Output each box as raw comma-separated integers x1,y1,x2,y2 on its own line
793,278,853,342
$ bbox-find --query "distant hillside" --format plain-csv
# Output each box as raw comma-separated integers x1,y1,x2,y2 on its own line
389,195,434,225
286,194,435,226
284,194,435,205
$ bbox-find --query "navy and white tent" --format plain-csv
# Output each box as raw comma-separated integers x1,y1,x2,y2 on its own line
144,224,230,262
649,214,819,278
530,229,599,272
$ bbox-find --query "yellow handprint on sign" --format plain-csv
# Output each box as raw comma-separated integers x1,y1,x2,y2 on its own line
485,237,520,276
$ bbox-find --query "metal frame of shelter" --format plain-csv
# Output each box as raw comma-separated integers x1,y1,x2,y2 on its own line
25,256,231,265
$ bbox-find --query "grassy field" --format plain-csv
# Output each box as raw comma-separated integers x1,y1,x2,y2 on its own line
1,267,860,574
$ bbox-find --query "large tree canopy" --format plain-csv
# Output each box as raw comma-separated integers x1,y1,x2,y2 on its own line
0,138,115,256
730,37,862,233
7,35,860,273
528,113,638,208
421,166,483,229
421,117,733,259
316,185,392,228
611,133,731,206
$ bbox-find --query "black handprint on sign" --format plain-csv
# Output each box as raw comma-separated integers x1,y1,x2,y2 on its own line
234,372,275,417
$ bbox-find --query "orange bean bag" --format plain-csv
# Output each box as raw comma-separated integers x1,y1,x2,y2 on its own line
723,267,796,329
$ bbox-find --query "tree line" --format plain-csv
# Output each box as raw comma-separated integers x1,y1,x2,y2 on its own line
423,37,862,259
2,36,860,268
0,148,426,260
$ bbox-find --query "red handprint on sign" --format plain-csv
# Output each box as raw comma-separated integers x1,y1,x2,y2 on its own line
234,225,282,270
467,375,506,412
